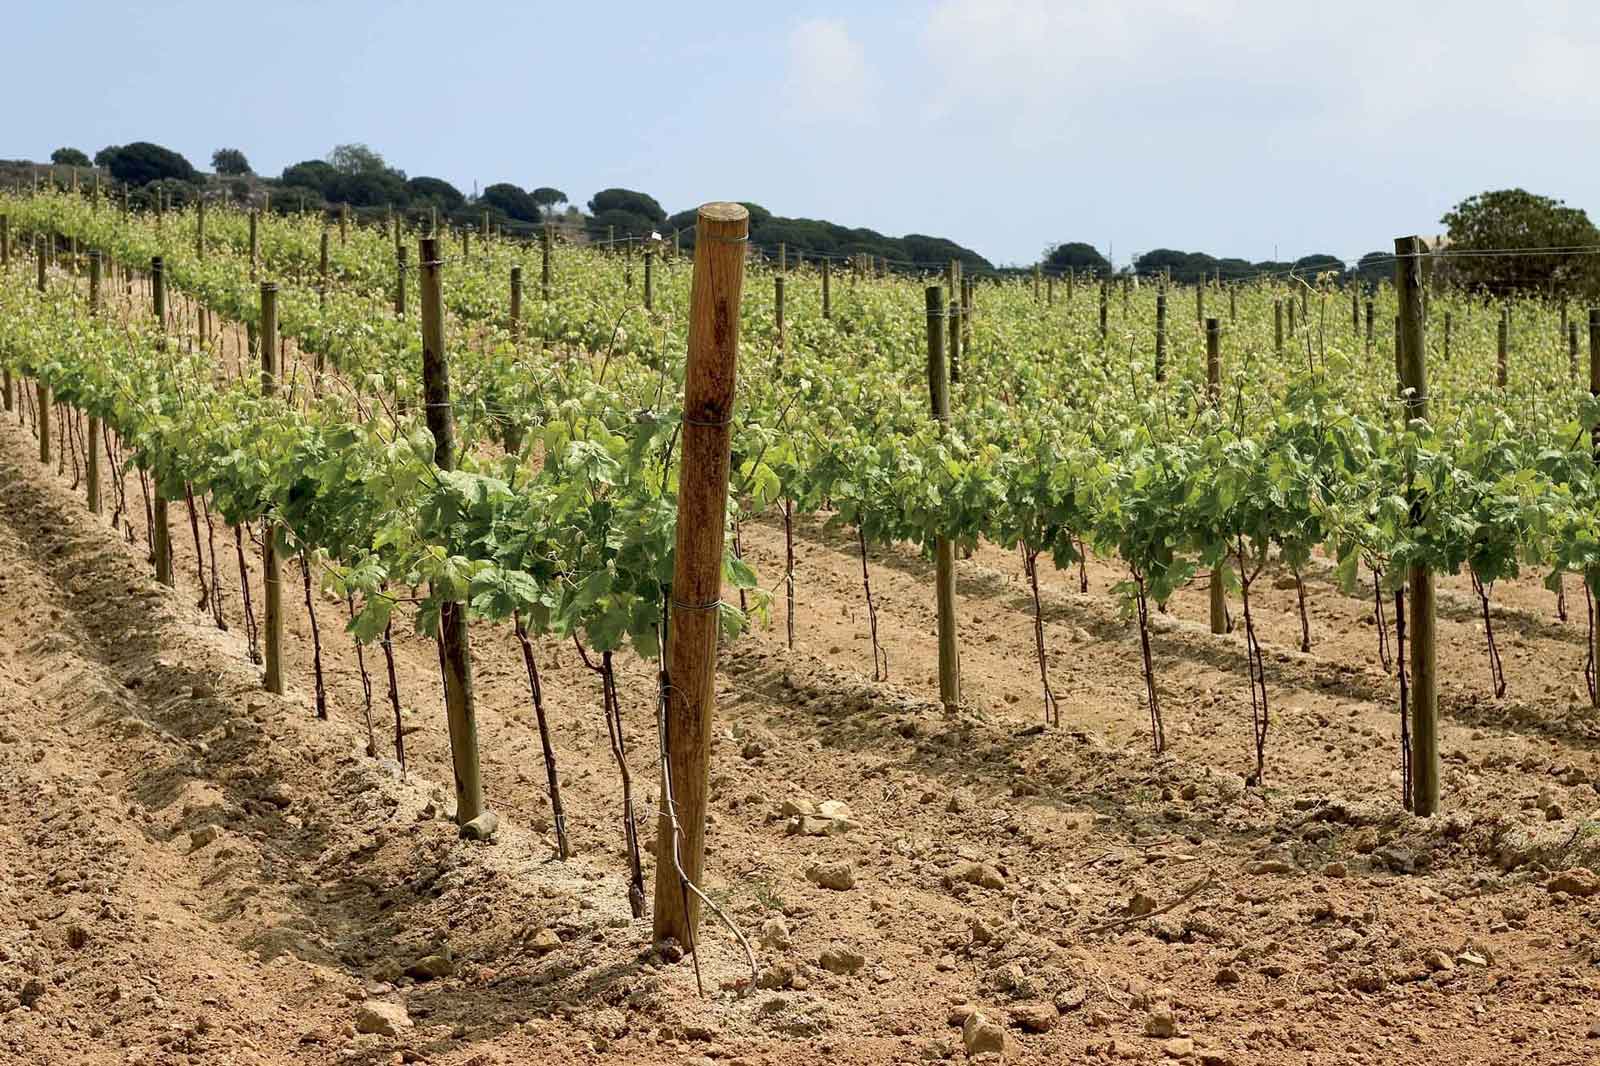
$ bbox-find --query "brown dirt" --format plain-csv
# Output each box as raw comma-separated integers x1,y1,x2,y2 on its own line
3,397,1600,1066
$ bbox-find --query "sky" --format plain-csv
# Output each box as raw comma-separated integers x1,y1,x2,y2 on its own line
10,1,1600,268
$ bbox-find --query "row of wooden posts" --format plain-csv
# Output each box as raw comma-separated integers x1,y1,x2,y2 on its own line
4,202,754,949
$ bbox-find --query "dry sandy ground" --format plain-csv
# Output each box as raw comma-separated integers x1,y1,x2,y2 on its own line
2,393,1600,1066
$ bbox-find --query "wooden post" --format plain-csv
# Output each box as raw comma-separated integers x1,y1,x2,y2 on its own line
948,278,962,385
1033,265,1040,302
1569,319,1579,381
260,281,284,694
1206,318,1226,635
643,249,654,310
462,227,470,259
36,237,51,466
248,209,258,280
1274,298,1283,354
1497,309,1508,388
927,285,961,714
774,274,785,349
778,241,786,273
1351,285,1360,334
1228,284,1236,321
4,216,14,408
395,245,407,318
509,265,522,339
1589,309,1600,710
339,204,349,244
151,257,171,585
1365,299,1375,348
420,236,486,827
1155,288,1167,382
87,252,102,514
1396,235,1437,816
1196,284,1204,324
1287,296,1296,336
821,258,831,319
196,196,205,259
961,274,973,350
607,223,615,250
1098,278,1108,342
653,203,749,948
319,228,329,303
1443,311,1452,362
541,224,552,300
1047,275,1054,306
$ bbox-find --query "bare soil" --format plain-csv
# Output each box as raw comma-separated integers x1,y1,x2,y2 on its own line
3,401,1600,1066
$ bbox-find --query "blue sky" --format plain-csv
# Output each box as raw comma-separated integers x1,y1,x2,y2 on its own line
11,1,1600,267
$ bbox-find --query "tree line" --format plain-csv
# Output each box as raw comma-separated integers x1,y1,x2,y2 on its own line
16,141,1600,295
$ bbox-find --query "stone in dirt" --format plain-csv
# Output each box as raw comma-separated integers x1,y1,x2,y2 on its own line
1164,1037,1196,1058
819,944,866,975
189,825,219,851
405,952,453,981
1009,1002,1058,1033
817,800,852,820
1547,868,1600,897
961,1010,1012,1057
355,1001,412,1037
944,860,1006,891
806,862,856,891
1145,1004,1177,1038
760,917,791,950
529,928,561,954
459,810,498,841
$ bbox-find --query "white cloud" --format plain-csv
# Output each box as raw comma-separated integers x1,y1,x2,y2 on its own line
783,18,877,125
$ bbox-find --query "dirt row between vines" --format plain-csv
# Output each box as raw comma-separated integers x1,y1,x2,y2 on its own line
2,387,1600,1065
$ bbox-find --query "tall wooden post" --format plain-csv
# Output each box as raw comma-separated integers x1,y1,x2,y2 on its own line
961,274,973,350
1396,236,1437,815
1443,311,1452,362
87,252,102,514
196,196,206,259
339,204,349,244
1047,275,1054,306
1365,299,1375,348
778,241,786,273
1351,285,1360,334
1098,278,1108,342
948,278,962,385
1196,285,1204,324
1274,298,1283,354
35,238,51,465
1033,264,1040,302
1497,309,1508,387
928,286,961,714
821,258,831,319
1589,309,1600,708
774,274,785,350
5,215,14,410
420,236,485,827
653,203,748,948
248,209,259,280
395,245,407,318
509,265,523,339
541,224,552,300
643,249,654,310
150,257,171,584
1568,319,1579,381
259,281,284,694
1206,318,1226,635
319,228,330,304
1155,288,1167,382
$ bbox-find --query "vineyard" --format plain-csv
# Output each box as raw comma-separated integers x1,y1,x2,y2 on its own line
3,186,1600,1065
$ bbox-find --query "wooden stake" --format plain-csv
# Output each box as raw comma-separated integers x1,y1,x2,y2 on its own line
948,277,962,385
1497,308,1508,388
644,249,654,311
196,196,205,259
35,236,51,466
1206,317,1226,635
1274,298,1283,354
395,245,407,318
509,265,522,339
339,204,349,244
1396,235,1437,816
774,274,784,350
260,281,284,694
652,203,749,948
248,209,258,281
822,258,831,319
87,252,102,514
151,257,171,585
420,236,486,827
541,224,552,300
1589,309,1600,709
1155,288,1167,382
929,285,961,715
